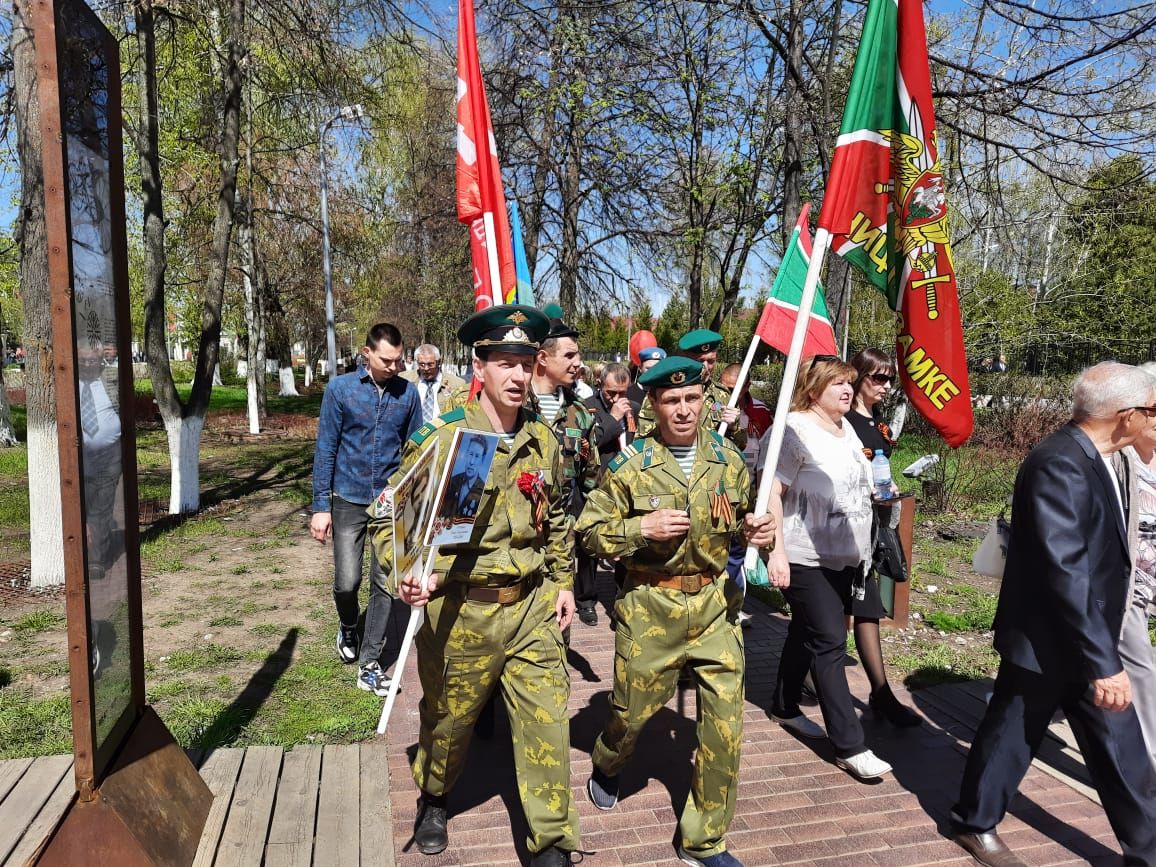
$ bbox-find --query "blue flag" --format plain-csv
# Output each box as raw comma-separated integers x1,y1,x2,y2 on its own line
509,200,534,306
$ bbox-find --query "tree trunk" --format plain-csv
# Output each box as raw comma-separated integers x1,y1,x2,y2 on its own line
12,0,64,587
240,208,260,433
141,0,245,513
781,0,804,249
163,414,206,514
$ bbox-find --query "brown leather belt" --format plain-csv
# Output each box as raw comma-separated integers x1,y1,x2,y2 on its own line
463,581,527,605
628,571,715,593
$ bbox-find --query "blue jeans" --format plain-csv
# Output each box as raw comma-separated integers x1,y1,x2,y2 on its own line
331,495,392,667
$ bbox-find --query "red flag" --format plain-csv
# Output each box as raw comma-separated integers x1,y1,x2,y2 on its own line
456,0,516,311
755,204,839,358
817,0,973,447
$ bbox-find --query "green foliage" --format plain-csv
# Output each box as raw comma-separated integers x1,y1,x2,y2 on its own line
654,296,689,351
163,644,245,674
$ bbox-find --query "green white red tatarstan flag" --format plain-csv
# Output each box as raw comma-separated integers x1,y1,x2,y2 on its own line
755,203,838,358
817,0,973,447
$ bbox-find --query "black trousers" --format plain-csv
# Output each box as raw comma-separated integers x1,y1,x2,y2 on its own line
575,546,597,608
772,563,866,758
954,661,1156,866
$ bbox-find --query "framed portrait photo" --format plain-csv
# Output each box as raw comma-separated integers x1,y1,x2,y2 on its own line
372,439,439,582
426,429,500,547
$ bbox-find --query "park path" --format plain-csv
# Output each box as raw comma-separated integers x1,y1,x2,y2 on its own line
383,573,1123,867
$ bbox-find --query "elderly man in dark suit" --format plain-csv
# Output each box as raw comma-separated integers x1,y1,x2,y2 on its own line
951,361,1156,867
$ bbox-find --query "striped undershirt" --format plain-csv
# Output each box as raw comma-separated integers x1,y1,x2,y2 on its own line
535,389,564,424
667,445,696,480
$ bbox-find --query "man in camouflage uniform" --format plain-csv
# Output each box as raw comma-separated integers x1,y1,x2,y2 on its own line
527,307,602,626
576,356,775,867
638,329,746,451
369,305,580,866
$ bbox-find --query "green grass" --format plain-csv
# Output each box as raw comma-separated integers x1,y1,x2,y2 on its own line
209,615,243,628
893,638,1000,689
11,609,66,634
163,644,244,673
0,690,73,758
922,584,998,634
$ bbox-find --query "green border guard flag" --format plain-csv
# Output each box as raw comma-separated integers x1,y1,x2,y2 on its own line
817,0,973,447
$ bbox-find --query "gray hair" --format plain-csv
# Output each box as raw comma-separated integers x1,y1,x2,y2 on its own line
1072,362,1156,421
1140,361,1156,379
601,362,630,385
414,344,441,361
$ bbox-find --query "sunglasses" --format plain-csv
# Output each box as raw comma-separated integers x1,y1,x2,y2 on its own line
866,372,895,385
1119,406,1156,418
807,354,840,371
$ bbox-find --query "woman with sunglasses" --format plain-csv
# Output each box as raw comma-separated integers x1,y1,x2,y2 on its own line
767,355,893,781
844,349,923,728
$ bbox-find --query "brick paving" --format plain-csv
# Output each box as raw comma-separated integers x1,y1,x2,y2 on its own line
384,574,1123,866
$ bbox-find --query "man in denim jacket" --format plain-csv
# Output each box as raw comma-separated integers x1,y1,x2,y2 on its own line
311,323,422,695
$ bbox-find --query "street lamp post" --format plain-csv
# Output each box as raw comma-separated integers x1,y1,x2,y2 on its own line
319,103,365,381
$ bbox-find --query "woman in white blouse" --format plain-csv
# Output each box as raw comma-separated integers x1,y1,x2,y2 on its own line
765,356,893,781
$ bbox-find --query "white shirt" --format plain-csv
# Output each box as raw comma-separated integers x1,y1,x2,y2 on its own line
80,376,121,450
775,411,873,570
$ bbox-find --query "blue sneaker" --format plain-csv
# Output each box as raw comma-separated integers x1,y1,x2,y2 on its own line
357,662,391,697
677,846,743,867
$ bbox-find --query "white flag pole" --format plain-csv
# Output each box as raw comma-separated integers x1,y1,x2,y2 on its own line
482,210,502,306
744,227,834,573
717,332,762,438
377,547,438,735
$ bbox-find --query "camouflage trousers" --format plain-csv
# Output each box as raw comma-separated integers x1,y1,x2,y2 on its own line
593,576,745,858
412,578,580,854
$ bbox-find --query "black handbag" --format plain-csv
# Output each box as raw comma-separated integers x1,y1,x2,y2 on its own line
871,515,908,583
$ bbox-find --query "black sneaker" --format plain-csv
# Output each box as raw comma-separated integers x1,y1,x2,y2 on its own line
336,624,359,664
587,767,619,810
414,793,448,854
577,605,598,626
530,847,578,866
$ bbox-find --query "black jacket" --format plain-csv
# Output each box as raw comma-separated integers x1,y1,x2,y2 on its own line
993,422,1132,682
583,390,641,462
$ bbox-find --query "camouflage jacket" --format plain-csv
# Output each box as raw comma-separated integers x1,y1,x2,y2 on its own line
526,385,601,516
368,400,574,592
575,430,751,577
637,378,748,451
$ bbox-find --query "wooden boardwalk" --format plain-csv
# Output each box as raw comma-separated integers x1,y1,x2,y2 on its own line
0,744,394,867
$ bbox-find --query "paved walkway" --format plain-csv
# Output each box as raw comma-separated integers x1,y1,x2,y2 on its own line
383,576,1123,866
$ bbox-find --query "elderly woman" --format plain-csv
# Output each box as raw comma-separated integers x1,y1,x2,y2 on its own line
767,355,893,781
844,349,922,727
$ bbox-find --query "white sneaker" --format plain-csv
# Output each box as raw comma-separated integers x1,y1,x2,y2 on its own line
772,713,826,739
737,610,753,629
836,749,892,780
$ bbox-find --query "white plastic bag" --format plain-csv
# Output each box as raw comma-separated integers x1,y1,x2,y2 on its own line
972,516,1011,579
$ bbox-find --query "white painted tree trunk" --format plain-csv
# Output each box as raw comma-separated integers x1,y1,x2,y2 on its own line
164,414,206,514
27,423,64,587
303,362,313,388
236,359,248,377
212,363,222,386
278,366,299,397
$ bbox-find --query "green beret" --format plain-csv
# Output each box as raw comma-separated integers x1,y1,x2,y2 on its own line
677,328,723,353
638,356,703,390
458,305,550,355
540,302,565,320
